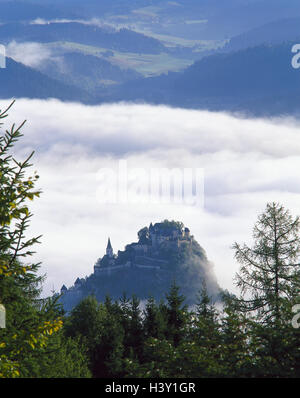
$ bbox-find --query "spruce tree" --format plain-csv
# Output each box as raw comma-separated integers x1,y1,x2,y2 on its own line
164,281,188,347
143,296,166,340
127,295,144,359
192,283,220,348
219,293,252,377
0,102,63,377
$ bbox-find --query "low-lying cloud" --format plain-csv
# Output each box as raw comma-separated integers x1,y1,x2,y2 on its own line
30,18,114,30
2,99,300,297
6,41,56,68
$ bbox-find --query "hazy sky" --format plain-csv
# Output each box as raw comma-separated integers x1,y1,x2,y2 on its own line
3,98,300,297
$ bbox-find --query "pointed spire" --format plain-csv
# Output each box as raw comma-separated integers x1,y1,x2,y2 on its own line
61,284,67,293
107,237,112,250
106,237,113,258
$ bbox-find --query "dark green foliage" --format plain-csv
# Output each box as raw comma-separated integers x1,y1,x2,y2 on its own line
234,202,300,325
219,293,252,377
64,295,124,378
20,317,91,378
0,104,91,377
64,203,299,378
143,297,166,340
164,282,188,347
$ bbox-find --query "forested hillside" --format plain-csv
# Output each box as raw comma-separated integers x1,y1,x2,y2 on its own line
0,23,166,54
107,41,300,116
0,58,92,102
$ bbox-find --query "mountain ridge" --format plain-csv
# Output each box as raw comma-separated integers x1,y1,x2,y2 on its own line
103,41,300,117
0,57,93,102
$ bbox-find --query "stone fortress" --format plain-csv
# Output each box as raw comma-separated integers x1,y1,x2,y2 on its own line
59,220,222,310
61,221,194,293
93,221,193,275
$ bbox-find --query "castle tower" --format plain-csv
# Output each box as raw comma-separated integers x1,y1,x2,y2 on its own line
184,228,190,239
106,237,113,258
149,223,154,234
149,223,157,249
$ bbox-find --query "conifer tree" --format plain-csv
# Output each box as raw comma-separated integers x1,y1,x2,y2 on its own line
20,296,91,378
0,102,63,377
127,295,144,358
143,296,166,340
65,295,125,377
164,281,188,347
219,293,252,377
191,282,220,351
94,303,124,378
177,282,222,378
233,202,300,376
233,202,300,325
64,295,100,351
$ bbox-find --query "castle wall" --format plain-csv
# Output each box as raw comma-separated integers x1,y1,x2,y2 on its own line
134,264,161,270
94,258,165,274
93,227,193,277
135,255,168,266
94,261,131,275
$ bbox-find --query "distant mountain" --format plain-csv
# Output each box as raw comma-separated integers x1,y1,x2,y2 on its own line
2,0,300,43
223,17,300,53
37,51,142,93
0,57,93,102
28,0,152,16
59,220,220,312
203,0,300,39
70,0,300,40
1,3,299,116
0,1,74,22
0,22,166,54
31,0,300,39
105,41,300,117
3,41,299,117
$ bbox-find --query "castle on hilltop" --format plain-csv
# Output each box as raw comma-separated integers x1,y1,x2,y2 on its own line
60,221,195,294
93,221,193,276
58,220,220,309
